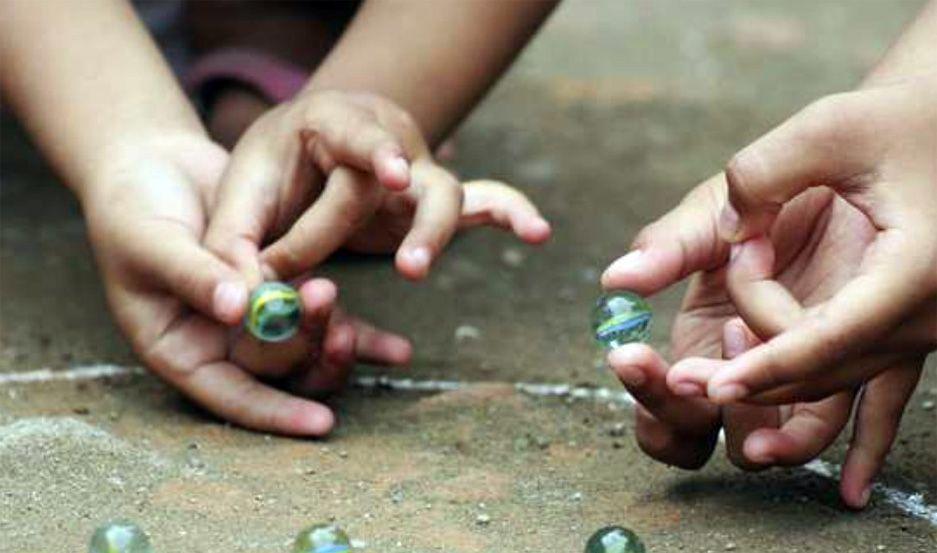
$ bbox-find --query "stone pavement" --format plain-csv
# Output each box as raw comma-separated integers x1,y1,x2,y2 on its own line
1,1,935,551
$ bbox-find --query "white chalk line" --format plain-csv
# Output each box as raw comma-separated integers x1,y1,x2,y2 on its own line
2,364,936,526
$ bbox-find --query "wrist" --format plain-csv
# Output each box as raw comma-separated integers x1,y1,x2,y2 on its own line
78,130,224,208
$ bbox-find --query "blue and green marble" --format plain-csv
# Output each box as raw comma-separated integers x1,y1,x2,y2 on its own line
88,520,154,553
292,524,352,553
585,526,646,553
591,291,652,349
244,281,302,342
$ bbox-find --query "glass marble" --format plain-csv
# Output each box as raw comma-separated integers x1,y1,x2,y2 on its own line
585,526,646,553
244,281,302,342
88,520,154,553
292,524,352,553
590,291,652,349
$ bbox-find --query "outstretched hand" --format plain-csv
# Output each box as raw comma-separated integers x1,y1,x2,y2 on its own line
601,164,927,507
683,76,937,404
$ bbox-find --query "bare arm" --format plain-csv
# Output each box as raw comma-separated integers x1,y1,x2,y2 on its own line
305,0,558,146
862,0,937,86
0,0,204,198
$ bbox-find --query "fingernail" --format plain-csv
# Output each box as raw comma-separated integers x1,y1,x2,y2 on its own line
711,383,749,403
387,156,410,182
672,381,703,397
743,434,776,464
528,218,552,239
724,322,747,358
603,250,644,281
859,486,871,507
406,247,431,269
719,204,741,242
729,243,743,262
214,281,247,323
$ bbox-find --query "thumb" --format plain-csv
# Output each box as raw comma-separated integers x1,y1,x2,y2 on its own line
720,91,877,242
132,225,249,325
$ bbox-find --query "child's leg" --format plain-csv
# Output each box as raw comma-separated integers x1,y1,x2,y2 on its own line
182,0,361,147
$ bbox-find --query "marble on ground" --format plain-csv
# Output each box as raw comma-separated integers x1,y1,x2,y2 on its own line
1,1,935,551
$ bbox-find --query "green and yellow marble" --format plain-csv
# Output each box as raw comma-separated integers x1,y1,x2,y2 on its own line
244,281,302,342
88,520,154,553
590,291,652,349
292,524,352,553
585,526,646,553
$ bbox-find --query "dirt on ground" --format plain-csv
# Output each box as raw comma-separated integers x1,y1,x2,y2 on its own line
1,1,935,552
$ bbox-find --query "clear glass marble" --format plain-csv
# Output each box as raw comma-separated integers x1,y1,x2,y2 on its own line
590,291,652,349
585,526,646,553
244,281,302,342
292,524,352,553
88,520,154,553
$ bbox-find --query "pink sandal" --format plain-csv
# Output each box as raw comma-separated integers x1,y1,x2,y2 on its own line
184,48,309,110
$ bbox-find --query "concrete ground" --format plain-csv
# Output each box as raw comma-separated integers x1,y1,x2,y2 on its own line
1,0,935,551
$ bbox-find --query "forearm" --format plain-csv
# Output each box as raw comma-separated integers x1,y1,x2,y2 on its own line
862,0,937,86
0,0,204,198
304,0,558,146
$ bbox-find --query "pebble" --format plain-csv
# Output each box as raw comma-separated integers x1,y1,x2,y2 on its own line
454,324,482,342
606,422,627,437
921,400,935,411
501,248,525,268
725,543,737,551
476,513,492,526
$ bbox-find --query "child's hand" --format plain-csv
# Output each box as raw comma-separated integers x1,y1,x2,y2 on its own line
601,163,928,507
203,90,550,285
83,133,409,436
672,74,937,405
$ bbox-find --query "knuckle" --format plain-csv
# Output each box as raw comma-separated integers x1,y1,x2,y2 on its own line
754,342,787,389
797,92,865,149
725,149,776,210
268,241,305,278
726,445,767,471
636,425,673,460
631,223,659,251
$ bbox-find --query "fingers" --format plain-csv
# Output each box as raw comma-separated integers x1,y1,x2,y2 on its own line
303,94,416,191
172,358,336,436
288,318,357,398
137,307,336,437
741,392,855,466
394,160,463,280
608,344,720,469
725,236,803,340
840,360,923,509
708,247,931,403
287,310,412,397
304,121,411,192
203,149,281,287
718,232,931,403
719,318,783,471
458,180,552,244
342,312,413,366
742,352,905,405
602,174,729,296
719,91,877,242
634,407,716,470
261,167,384,280
130,224,248,325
